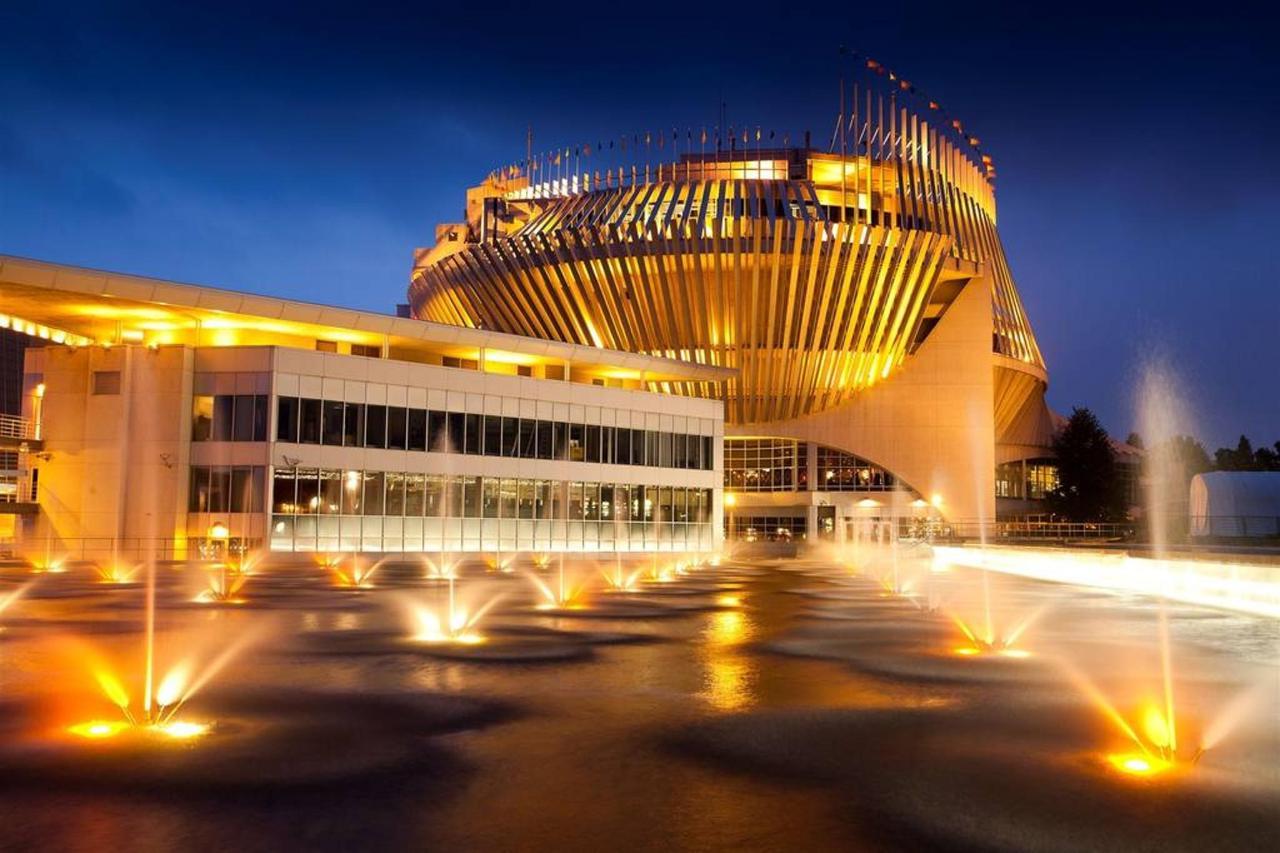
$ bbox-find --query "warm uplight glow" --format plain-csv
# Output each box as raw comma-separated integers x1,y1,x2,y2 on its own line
329,555,381,588
96,563,140,584
723,493,737,507
407,576,502,645
66,719,210,741
208,522,230,541
1107,752,1173,778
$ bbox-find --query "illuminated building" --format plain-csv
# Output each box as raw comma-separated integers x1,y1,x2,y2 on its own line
0,254,726,559
409,99,1052,540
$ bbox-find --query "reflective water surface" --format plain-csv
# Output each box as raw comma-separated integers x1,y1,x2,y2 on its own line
0,553,1275,851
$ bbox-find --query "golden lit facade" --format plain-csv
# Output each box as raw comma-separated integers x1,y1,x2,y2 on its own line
410,101,1052,531
0,254,727,559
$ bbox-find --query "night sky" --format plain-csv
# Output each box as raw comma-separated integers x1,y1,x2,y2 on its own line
2,2,1276,448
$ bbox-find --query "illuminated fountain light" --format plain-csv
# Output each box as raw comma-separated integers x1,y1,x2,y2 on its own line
327,554,382,589
601,555,646,593
195,562,250,604
94,561,141,585
66,564,258,743
528,553,593,610
406,580,503,645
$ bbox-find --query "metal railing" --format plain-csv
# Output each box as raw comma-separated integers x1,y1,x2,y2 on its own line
0,477,35,504
0,414,34,441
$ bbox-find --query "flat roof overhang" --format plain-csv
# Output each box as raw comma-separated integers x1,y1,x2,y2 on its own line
0,254,736,385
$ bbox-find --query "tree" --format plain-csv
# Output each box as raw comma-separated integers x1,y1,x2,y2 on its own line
1149,434,1212,481
1214,435,1255,470
1046,407,1126,522
1125,431,1144,449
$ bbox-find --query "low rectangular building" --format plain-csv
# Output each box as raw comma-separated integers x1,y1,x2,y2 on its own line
1,255,728,561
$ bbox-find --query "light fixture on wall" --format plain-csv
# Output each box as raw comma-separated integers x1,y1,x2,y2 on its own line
281,454,301,467
159,453,175,469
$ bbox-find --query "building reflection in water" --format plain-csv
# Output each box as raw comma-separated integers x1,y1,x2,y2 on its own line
699,600,757,712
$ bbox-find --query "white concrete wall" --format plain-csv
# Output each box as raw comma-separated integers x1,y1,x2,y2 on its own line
25,344,194,557
727,275,996,524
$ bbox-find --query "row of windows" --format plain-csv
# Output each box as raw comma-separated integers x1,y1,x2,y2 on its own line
189,466,268,513
725,438,897,493
276,396,714,470
994,459,1059,501
192,395,270,442
725,438,807,492
725,514,807,542
270,467,714,523
269,514,716,554
815,445,897,491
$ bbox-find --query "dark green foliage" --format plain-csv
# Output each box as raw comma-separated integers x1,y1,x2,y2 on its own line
1046,407,1126,521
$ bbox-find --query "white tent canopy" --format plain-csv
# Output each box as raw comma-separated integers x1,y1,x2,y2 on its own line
1189,471,1280,537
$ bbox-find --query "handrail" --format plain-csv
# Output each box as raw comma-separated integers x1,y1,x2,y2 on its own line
0,414,34,441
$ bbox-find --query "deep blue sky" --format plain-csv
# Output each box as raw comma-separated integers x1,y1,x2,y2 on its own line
2,2,1276,448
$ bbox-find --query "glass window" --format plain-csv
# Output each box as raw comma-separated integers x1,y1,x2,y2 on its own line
600,484,615,520
363,471,385,516
321,401,344,446
569,482,584,519
483,415,502,457
429,410,448,451
569,423,585,461
616,484,631,522
647,430,660,467
659,432,673,467
317,469,341,515
295,468,319,514
253,395,268,441
271,468,296,514
208,466,230,513
482,477,499,518
462,476,481,517
534,480,550,519
500,478,518,519
536,420,553,459
631,429,647,466
189,467,210,512
502,417,520,457
385,472,405,516
365,405,387,448
232,395,255,442
405,473,426,516
424,475,444,517
407,409,427,452
586,425,601,463
519,418,537,458
91,370,121,395
213,396,234,441
602,426,614,464
444,476,463,517
343,403,364,447
276,397,299,443
341,469,362,514
582,482,600,520
463,414,481,454
387,407,407,450
616,428,631,466
230,466,249,512
553,421,569,461
300,398,321,444
192,396,214,441
703,436,714,471
517,479,535,519
447,412,465,453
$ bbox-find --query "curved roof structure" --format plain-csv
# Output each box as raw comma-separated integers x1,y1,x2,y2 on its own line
410,103,1044,426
